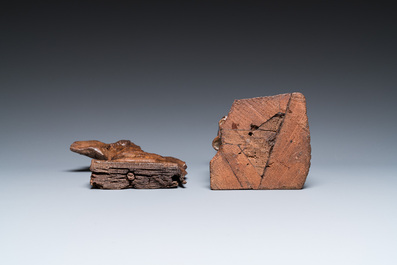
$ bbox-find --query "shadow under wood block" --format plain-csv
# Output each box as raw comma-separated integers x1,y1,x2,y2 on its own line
210,92,311,190
70,140,187,189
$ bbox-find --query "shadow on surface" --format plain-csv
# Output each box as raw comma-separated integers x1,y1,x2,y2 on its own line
65,166,91,172
303,176,317,189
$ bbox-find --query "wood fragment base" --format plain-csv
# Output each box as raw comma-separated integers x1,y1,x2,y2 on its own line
210,92,311,190
90,160,186,189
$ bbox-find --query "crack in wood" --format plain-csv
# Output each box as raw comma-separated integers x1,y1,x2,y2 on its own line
260,94,292,181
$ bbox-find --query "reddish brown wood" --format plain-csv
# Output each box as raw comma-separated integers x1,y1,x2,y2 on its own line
70,140,187,189
210,92,311,190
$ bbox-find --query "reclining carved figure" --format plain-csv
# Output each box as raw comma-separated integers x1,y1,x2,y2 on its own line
70,140,187,189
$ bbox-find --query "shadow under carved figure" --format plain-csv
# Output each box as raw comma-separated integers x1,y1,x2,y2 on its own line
210,92,311,190
70,140,187,189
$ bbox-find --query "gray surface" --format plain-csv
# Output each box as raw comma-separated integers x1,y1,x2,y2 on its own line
1,2,396,264
1,166,396,265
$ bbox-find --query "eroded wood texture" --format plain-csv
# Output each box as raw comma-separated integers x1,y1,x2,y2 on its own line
210,92,311,190
70,140,187,189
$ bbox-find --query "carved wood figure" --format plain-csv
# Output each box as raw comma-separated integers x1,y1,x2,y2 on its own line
210,92,311,190
70,140,187,189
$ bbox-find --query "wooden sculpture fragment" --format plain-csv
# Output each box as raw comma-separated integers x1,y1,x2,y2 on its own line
210,92,311,190
70,140,187,189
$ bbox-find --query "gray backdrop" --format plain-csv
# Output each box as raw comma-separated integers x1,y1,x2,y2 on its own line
1,2,396,264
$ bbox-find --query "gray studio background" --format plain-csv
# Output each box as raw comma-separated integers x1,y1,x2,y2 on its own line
1,2,396,264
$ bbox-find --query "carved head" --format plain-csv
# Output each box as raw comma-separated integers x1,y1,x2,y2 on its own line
70,140,109,160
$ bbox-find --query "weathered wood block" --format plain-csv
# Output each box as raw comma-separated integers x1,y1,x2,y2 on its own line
70,140,187,189
210,92,311,190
